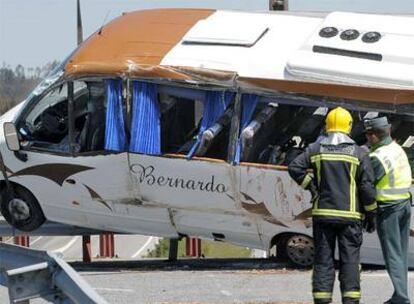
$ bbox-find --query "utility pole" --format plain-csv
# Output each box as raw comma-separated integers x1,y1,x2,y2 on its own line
269,0,289,11
77,0,83,45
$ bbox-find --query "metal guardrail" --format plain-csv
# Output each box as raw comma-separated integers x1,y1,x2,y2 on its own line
0,242,108,304
0,220,105,236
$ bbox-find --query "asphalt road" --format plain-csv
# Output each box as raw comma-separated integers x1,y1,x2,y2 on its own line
1,261,413,303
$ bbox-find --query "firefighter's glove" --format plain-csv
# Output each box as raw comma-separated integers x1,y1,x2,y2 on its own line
306,182,319,205
363,212,376,233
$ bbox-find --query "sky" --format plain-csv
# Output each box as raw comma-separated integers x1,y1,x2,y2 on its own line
1,0,414,69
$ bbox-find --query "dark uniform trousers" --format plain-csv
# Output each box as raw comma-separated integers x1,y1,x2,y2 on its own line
377,201,412,304
313,221,362,304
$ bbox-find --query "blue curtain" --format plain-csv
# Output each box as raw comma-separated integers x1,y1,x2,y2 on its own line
104,79,128,151
187,91,235,159
129,81,161,155
234,94,259,164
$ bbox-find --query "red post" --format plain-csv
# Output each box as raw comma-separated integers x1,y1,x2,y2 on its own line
99,234,105,257
82,235,92,262
99,233,115,258
186,237,201,257
14,235,30,247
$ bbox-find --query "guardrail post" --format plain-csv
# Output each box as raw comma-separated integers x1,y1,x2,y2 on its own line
99,233,115,258
186,237,201,257
14,235,30,247
168,238,179,261
82,235,92,262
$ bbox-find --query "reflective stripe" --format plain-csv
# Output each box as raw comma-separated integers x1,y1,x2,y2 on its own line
377,192,411,201
301,174,312,189
350,162,357,212
342,291,361,299
314,159,321,209
311,154,360,165
364,202,377,212
377,188,411,195
313,291,332,299
312,209,363,219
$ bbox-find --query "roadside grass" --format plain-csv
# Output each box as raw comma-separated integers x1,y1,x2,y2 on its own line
146,238,251,258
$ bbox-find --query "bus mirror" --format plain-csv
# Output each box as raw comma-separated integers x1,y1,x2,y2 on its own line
3,122,20,151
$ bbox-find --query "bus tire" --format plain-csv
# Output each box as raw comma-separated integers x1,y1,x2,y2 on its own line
0,184,46,231
285,234,314,267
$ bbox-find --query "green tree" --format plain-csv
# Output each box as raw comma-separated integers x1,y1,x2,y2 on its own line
0,62,58,115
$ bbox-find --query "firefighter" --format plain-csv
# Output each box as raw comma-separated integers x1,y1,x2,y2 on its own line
364,116,412,304
288,107,377,304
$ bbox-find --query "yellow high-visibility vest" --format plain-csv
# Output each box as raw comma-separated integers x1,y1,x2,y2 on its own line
370,141,412,202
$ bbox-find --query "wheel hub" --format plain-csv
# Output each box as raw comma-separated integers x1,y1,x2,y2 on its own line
287,235,314,266
8,198,31,221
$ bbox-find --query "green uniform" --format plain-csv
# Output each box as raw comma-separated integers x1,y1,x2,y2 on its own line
370,136,412,304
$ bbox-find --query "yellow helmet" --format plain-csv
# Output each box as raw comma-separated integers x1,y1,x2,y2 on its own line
325,107,353,134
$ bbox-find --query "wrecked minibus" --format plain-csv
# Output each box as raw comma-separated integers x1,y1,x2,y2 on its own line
0,9,413,267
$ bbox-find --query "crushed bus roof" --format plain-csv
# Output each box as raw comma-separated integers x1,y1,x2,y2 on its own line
65,8,414,106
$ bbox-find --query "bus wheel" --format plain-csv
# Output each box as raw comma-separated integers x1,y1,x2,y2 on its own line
285,234,314,267
0,185,46,231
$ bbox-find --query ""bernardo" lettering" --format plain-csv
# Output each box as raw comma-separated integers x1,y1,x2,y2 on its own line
130,164,227,193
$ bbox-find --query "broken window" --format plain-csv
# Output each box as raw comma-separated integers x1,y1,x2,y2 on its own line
156,86,234,160
236,95,324,166
75,81,107,153
18,81,87,153
17,79,111,154
379,113,414,176
236,94,414,175
160,94,201,155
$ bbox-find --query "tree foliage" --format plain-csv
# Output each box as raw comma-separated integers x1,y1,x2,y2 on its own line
0,61,59,115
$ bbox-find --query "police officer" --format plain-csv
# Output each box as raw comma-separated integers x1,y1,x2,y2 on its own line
289,107,377,304
364,116,412,304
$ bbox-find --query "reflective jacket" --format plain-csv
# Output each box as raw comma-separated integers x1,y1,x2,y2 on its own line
289,133,377,223
370,139,412,205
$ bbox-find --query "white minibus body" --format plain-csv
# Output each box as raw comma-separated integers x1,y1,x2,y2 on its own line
0,9,413,267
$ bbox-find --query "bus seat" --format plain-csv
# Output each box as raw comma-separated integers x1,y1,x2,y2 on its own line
262,106,324,165
240,104,279,162
194,108,234,157
295,107,327,146
80,97,106,152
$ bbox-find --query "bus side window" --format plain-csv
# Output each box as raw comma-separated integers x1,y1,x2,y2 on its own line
390,115,414,177
160,94,198,154
159,89,234,160
238,98,325,165
18,82,87,153
76,82,106,152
